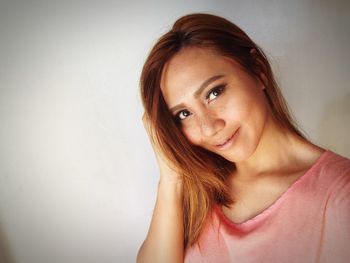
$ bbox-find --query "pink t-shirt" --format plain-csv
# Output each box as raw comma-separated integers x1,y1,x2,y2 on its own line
184,150,350,263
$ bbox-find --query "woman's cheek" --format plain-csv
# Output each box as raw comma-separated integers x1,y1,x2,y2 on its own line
218,94,240,115
182,123,201,146
226,96,252,120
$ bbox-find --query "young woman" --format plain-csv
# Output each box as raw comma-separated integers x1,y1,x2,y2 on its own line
137,13,350,263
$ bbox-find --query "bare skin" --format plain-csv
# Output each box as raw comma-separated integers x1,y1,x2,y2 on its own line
223,128,324,223
221,101,324,223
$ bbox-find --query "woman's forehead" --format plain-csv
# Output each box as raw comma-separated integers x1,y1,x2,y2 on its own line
160,47,242,101
162,49,232,89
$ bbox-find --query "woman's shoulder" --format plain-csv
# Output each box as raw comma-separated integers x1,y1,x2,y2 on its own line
318,150,350,179
295,149,350,187
316,150,350,202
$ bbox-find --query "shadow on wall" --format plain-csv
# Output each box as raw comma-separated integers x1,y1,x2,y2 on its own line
0,223,14,263
318,93,350,158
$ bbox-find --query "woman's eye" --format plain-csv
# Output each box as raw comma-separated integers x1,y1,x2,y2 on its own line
176,110,192,121
206,85,225,102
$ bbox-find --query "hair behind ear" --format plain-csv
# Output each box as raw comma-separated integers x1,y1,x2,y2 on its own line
249,48,268,87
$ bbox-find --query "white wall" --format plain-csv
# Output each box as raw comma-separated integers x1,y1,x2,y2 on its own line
0,0,349,262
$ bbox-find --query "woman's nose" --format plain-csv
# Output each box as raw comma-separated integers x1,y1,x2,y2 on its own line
198,113,224,137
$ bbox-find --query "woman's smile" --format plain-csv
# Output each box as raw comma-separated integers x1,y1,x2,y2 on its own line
213,128,240,150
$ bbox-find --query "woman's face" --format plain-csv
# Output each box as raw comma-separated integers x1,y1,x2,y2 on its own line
160,47,270,163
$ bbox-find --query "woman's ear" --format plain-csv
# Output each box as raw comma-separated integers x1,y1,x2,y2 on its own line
250,48,268,88
259,72,268,89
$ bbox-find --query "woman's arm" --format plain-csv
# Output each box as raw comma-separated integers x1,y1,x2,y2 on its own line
137,115,184,263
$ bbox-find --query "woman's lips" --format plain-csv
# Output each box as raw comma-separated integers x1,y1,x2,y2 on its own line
214,128,239,150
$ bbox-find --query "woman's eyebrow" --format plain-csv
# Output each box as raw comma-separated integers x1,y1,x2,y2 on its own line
169,74,225,113
193,74,225,98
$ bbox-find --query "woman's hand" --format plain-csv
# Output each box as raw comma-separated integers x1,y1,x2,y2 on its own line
142,113,182,183
137,114,184,263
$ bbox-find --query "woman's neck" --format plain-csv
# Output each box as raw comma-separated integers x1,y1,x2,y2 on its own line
233,118,324,182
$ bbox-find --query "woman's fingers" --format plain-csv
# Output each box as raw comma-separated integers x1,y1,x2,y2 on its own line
142,112,182,181
142,113,151,133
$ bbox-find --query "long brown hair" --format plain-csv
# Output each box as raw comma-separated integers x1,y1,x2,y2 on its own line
140,13,304,247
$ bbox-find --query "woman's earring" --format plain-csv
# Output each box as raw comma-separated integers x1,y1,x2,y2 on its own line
259,73,268,88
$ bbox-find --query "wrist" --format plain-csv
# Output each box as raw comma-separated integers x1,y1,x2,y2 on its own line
158,178,183,198
159,164,183,183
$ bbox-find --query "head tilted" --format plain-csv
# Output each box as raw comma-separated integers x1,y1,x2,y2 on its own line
140,13,303,246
